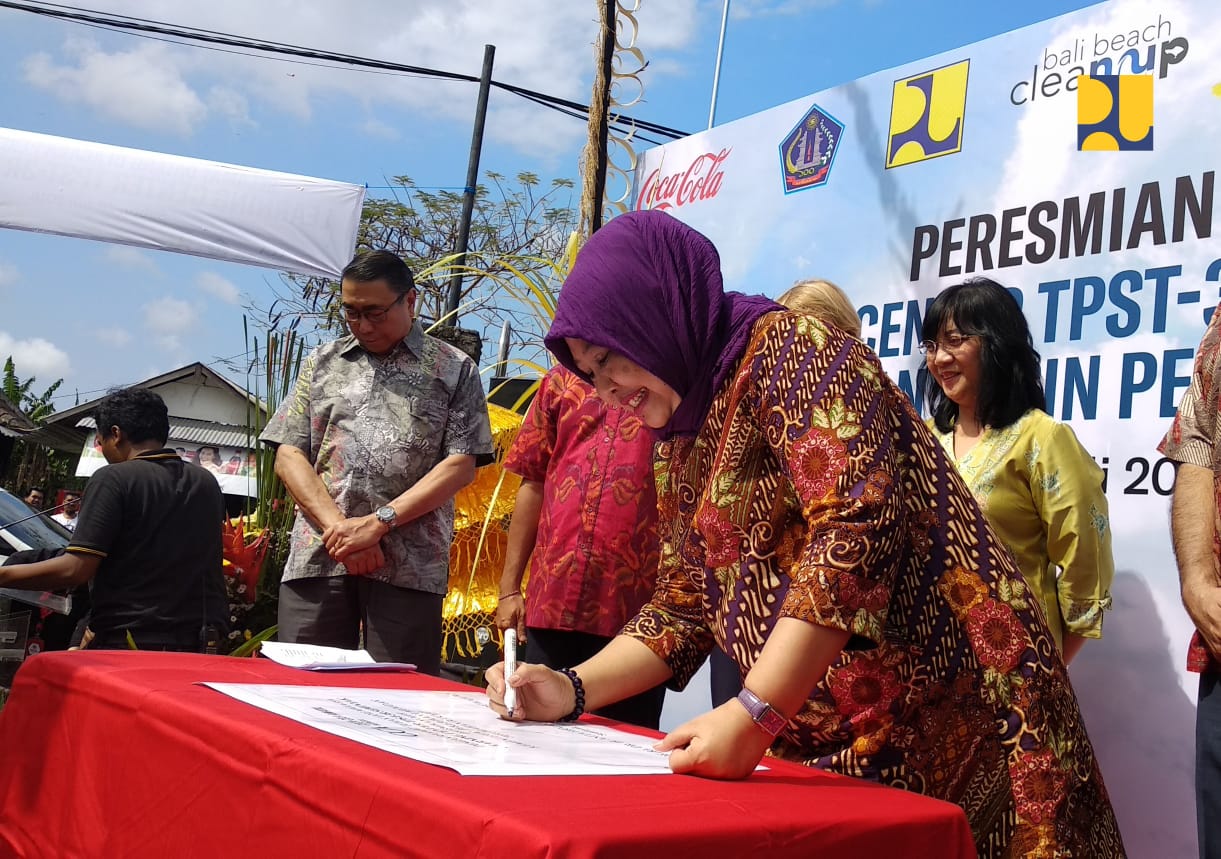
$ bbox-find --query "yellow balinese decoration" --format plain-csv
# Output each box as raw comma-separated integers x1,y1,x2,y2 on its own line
442,402,524,661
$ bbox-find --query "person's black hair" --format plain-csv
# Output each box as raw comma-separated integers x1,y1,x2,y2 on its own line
921,277,1045,433
341,250,416,296
25,486,45,497
94,387,170,445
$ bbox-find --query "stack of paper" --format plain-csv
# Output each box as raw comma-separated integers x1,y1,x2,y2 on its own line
259,641,416,672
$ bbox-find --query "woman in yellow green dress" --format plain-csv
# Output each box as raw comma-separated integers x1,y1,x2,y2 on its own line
921,277,1114,662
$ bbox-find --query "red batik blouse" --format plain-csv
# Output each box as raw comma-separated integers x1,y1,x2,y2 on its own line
503,366,660,638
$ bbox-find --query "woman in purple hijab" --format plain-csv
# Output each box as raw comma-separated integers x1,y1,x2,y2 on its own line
486,210,1123,857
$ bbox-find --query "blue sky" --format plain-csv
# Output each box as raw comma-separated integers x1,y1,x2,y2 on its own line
0,0,1102,410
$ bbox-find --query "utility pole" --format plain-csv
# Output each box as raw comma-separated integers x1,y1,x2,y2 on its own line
585,0,617,234
708,0,731,129
445,44,496,322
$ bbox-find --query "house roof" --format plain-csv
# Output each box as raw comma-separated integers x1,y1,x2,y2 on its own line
0,392,37,438
29,362,266,454
44,362,264,428
75,415,257,450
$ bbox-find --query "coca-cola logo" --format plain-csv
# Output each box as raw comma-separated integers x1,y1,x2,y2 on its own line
636,148,731,211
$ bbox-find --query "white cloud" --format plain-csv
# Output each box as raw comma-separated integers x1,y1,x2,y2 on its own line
102,245,161,275
142,296,198,352
95,327,133,348
206,85,255,128
0,332,72,380
0,261,18,288
14,1,702,153
196,272,241,304
23,38,207,136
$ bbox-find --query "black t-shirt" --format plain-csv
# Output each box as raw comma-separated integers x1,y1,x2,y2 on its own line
68,449,228,644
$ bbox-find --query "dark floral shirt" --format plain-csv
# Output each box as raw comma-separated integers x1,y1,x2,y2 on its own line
261,322,494,594
622,311,1124,858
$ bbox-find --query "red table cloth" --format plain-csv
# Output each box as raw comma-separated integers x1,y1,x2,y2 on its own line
0,652,976,858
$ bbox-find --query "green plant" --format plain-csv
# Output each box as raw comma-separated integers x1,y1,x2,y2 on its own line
1,357,77,493
244,320,306,585
229,625,278,658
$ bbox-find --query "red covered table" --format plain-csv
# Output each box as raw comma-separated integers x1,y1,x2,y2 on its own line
0,652,975,858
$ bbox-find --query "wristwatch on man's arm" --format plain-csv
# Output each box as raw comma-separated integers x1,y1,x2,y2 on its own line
374,505,397,531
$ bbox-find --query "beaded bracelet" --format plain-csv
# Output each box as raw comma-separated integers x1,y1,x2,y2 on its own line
557,667,586,722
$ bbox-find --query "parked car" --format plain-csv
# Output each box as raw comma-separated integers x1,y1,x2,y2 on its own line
0,489,76,661
0,488,72,558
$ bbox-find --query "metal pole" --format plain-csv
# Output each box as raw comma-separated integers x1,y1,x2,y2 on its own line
708,0,731,129
445,44,496,321
496,320,512,377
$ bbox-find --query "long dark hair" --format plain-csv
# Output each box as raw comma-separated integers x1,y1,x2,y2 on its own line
922,278,1045,433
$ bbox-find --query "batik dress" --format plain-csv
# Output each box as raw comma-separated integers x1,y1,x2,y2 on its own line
929,409,1114,650
621,311,1124,858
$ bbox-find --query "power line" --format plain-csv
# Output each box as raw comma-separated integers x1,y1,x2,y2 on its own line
61,16,467,84
0,0,690,141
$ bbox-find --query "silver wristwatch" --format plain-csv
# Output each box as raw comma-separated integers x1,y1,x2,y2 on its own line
374,505,397,528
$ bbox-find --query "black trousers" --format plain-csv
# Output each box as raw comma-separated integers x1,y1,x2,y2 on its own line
278,576,443,675
524,626,666,730
1199,672,1221,858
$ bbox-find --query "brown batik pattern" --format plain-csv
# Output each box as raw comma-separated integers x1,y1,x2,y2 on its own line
623,311,1125,858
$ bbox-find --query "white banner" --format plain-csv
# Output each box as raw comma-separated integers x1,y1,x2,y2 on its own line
0,127,365,279
76,431,258,498
639,1,1213,855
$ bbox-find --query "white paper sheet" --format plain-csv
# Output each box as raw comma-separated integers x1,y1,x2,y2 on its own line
203,683,675,776
258,641,416,672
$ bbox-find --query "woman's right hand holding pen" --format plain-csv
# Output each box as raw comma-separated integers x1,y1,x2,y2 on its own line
486,662,578,722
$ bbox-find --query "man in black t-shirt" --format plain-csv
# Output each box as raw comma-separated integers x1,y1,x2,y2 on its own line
0,387,227,651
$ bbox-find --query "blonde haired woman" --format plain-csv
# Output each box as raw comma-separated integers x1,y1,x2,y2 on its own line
777,279,860,338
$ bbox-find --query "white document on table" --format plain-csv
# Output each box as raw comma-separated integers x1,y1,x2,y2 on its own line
257,641,416,672
203,683,675,776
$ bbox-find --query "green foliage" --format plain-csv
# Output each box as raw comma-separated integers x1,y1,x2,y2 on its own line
1,357,76,494
2,356,62,423
242,319,306,601
228,624,278,658
250,171,578,374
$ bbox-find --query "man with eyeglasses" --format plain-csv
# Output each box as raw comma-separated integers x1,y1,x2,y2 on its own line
261,250,495,674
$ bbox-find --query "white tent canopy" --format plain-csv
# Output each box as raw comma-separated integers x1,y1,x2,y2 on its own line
0,127,364,278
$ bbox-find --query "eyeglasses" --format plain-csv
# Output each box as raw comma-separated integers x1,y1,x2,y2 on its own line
342,292,407,325
918,333,975,356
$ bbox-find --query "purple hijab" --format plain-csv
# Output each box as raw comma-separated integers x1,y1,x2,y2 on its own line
545,210,781,439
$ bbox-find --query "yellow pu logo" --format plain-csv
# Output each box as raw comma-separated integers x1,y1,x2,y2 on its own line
885,60,970,169
1078,74,1153,150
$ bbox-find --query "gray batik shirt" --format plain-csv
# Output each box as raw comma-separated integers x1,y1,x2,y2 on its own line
260,321,495,594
